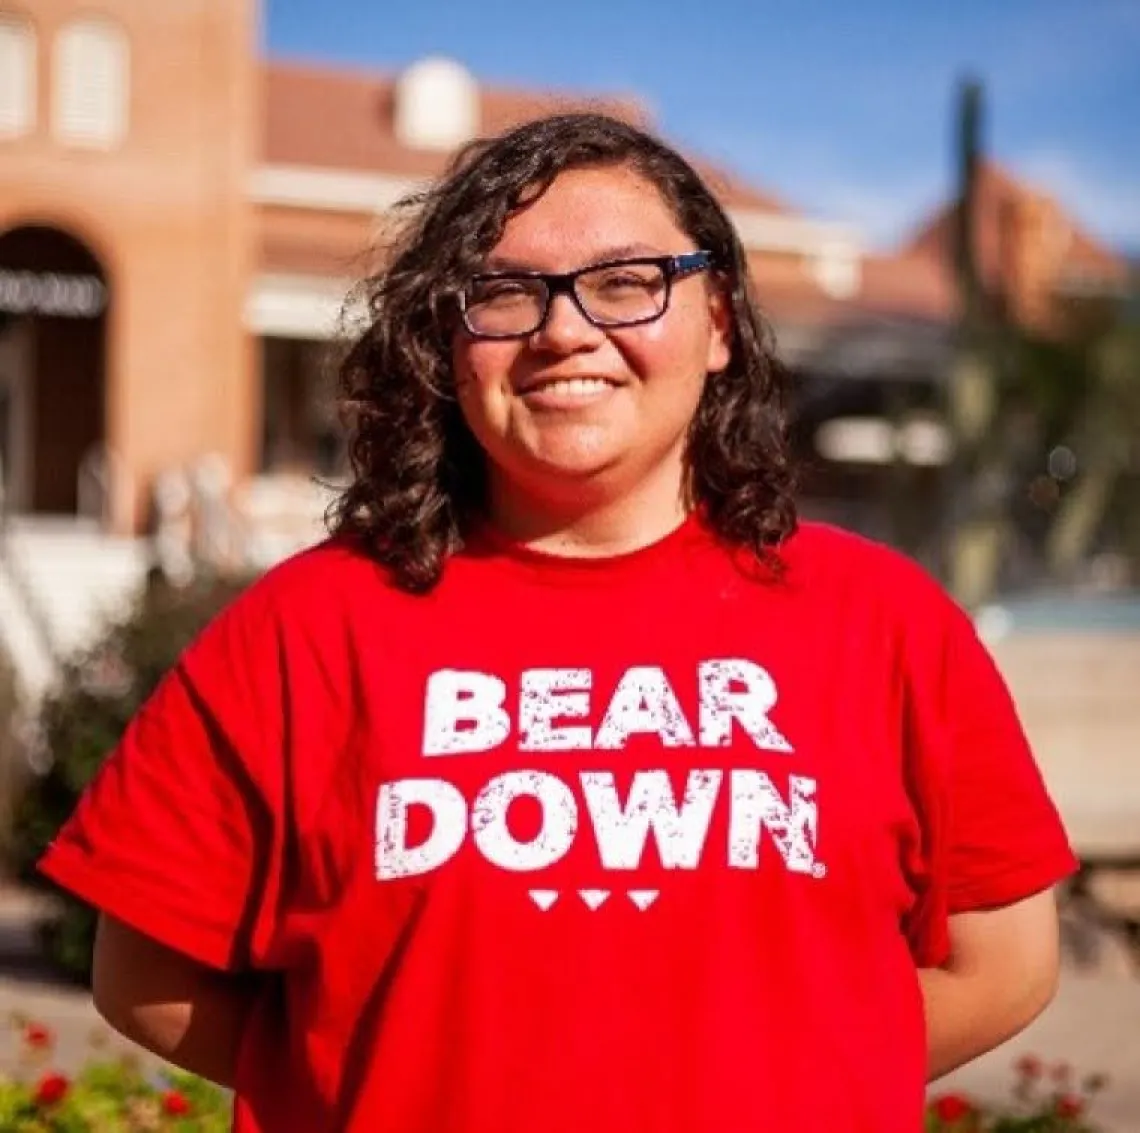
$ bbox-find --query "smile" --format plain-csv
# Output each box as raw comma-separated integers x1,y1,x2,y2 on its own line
524,376,613,395
518,378,620,411
517,377,621,408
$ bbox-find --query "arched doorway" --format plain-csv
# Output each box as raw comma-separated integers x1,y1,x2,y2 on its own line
0,225,108,516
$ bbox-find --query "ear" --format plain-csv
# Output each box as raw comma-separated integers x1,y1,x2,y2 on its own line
705,284,733,375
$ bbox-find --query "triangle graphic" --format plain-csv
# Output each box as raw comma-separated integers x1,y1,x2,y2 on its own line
529,890,560,911
579,889,611,910
628,889,659,911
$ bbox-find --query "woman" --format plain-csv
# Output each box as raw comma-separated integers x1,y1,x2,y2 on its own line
39,112,1076,1132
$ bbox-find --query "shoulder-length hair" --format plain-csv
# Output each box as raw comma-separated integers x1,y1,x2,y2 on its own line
329,111,796,592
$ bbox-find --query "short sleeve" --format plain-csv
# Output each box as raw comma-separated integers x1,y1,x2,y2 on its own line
36,590,285,972
902,597,1078,967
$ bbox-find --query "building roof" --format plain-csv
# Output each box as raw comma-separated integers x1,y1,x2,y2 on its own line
900,161,1128,309
261,60,787,213
263,60,636,178
257,62,1128,341
856,250,958,322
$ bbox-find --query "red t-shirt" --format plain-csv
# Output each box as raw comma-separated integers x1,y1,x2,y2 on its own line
38,517,1076,1132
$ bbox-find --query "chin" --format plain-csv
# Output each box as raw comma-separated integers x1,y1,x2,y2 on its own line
497,449,623,502
531,457,619,487
515,432,624,477
539,439,629,473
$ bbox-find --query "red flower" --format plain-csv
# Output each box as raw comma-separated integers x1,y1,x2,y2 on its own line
33,1072,69,1106
1014,1052,1044,1079
23,1022,55,1050
931,1093,974,1123
162,1090,193,1117
1055,1094,1085,1120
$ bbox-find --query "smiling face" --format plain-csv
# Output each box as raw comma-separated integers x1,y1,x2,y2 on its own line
452,164,732,528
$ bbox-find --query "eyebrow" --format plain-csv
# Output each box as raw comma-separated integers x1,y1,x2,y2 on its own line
481,243,669,273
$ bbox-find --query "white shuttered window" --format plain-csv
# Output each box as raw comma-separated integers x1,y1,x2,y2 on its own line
53,17,129,149
0,15,36,139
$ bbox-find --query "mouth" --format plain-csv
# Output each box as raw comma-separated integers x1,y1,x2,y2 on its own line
515,375,622,400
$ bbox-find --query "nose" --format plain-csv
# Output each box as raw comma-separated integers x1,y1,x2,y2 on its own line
529,291,604,353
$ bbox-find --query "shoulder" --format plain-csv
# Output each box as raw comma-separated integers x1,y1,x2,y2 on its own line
177,536,403,665
246,535,394,610
782,521,944,599
780,521,972,641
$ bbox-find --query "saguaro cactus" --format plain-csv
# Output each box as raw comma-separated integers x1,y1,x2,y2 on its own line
945,76,1008,608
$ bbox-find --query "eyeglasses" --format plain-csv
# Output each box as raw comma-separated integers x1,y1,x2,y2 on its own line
458,251,714,340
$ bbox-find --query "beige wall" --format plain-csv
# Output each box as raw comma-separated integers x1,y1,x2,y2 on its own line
992,633,1139,763
990,633,1140,854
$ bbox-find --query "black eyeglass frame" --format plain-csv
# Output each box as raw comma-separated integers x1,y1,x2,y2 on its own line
457,250,716,340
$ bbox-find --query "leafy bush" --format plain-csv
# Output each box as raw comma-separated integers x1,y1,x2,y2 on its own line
927,1054,1109,1131
9,573,253,982
0,643,27,866
0,1018,1113,1131
0,1016,230,1130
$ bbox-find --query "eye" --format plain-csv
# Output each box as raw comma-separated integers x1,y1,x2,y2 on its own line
469,278,542,305
583,265,664,295
601,275,648,291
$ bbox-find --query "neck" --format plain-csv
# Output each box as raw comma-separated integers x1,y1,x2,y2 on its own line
486,459,690,559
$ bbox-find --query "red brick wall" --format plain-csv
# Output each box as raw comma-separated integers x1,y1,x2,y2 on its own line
0,0,259,532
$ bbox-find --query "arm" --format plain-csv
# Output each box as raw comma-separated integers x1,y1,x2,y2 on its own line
92,914,262,1088
921,888,1061,1082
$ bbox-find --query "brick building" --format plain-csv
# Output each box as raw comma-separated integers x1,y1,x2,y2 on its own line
0,0,1128,561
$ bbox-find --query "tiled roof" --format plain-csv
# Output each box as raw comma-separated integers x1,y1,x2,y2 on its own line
901,161,1127,300
856,251,957,322
257,205,379,277
260,60,788,212
745,247,956,329
257,63,1127,337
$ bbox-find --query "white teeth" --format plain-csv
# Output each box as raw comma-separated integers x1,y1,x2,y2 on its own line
528,378,612,398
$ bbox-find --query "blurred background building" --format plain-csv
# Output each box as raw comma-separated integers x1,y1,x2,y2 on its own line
0,0,1135,691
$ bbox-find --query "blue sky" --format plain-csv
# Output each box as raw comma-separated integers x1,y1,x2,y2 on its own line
265,0,1140,253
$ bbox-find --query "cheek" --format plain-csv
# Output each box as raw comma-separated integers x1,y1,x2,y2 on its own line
624,315,712,395
453,340,495,397
453,342,515,432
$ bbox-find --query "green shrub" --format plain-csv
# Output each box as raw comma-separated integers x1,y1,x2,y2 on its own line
10,573,254,983
0,643,26,866
0,1018,1116,1132
927,1054,1108,1131
0,1015,231,1130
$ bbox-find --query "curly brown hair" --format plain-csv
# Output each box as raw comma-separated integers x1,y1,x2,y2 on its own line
330,111,797,592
